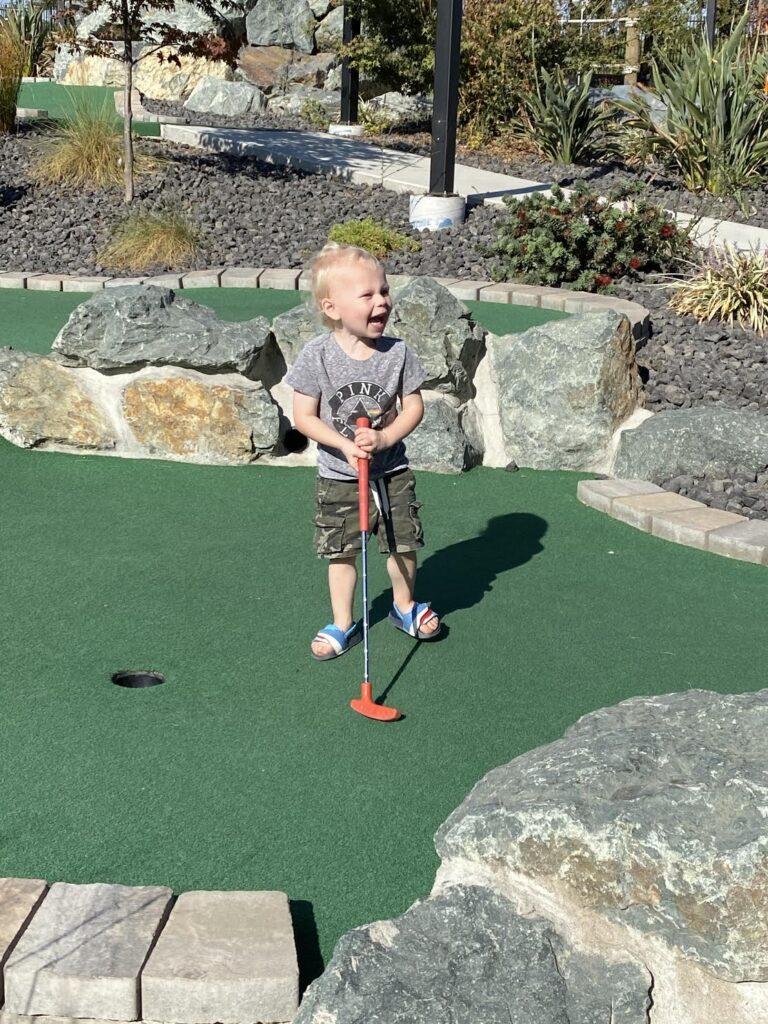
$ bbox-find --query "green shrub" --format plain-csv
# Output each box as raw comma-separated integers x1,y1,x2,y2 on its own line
669,246,768,334
341,0,436,96
328,218,420,259
487,183,693,293
98,209,200,271
511,67,618,165
357,99,395,136
614,12,768,197
301,98,328,130
0,17,23,133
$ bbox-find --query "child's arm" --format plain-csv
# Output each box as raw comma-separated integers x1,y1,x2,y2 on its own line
355,391,424,455
293,391,370,470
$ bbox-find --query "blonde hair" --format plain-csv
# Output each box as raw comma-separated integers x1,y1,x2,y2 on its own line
309,242,385,328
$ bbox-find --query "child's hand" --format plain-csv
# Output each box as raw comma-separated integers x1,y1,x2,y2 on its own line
341,439,371,471
354,426,388,454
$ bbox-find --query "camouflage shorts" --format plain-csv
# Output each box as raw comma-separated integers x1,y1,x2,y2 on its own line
314,468,424,560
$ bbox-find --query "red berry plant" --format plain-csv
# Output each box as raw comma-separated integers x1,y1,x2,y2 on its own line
487,182,694,293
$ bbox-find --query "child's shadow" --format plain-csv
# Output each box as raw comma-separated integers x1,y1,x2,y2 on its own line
371,512,548,625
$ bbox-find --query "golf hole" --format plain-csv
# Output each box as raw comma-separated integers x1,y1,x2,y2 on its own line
112,670,165,689
283,428,309,454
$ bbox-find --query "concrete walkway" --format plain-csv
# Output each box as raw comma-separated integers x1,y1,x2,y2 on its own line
160,123,768,252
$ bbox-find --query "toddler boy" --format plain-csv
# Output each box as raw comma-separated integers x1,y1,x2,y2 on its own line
284,242,441,659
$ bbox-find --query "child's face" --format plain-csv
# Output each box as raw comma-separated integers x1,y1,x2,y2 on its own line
320,259,393,341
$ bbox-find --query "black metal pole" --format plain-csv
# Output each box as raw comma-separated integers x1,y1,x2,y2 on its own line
429,0,463,195
706,0,717,47
340,3,360,125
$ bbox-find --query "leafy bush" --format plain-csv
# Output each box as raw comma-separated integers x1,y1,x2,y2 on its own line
342,0,436,96
300,98,328,129
328,218,420,259
614,12,768,196
669,246,768,334
98,209,200,271
357,99,395,136
32,95,158,188
0,17,24,133
511,67,618,165
459,0,566,143
487,183,693,293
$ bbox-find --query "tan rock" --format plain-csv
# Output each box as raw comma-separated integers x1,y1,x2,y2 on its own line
123,375,278,464
0,353,116,451
237,44,293,91
135,47,232,100
61,56,126,88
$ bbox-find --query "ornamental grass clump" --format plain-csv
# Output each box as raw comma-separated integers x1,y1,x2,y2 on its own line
98,209,201,271
614,11,768,197
511,67,618,165
32,95,158,189
0,17,24,133
328,218,420,259
488,182,693,293
669,246,768,335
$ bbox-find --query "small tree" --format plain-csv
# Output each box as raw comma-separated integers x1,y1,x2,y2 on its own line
72,0,239,202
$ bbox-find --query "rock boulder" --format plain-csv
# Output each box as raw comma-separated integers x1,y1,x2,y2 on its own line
246,0,315,52
184,76,266,116
613,407,768,482
407,393,476,475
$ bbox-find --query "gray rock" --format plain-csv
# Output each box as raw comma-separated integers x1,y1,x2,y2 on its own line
436,689,768,984
272,302,325,367
4,882,172,1019
246,0,315,52
282,51,337,87
390,277,485,400
367,90,432,123
614,407,768,482
184,76,266,116
266,84,339,117
407,394,473,474
141,0,245,38
313,4,343,51
295,884,651,1024
52,286,277,380
75,2,112,38
495,312,640,471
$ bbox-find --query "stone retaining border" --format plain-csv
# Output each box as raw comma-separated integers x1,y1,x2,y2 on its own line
578,479,768,566
0,268,651,338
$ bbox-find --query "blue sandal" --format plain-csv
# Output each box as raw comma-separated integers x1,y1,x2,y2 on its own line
311,622,361,661
388,602,442,640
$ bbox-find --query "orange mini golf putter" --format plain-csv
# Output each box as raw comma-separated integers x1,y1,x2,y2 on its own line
349,417,403,722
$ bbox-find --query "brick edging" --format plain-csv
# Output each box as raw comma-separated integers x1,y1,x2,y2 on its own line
578,479,768,567
0,268,650,337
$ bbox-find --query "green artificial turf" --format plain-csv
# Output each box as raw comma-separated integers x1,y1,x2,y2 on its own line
5,287,566,356
18,82,161,136
1,433,766,985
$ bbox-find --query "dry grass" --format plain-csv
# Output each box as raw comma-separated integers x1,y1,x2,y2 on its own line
98,209,201,272
32,95,159,189
669,246,768,335
0,19,24,133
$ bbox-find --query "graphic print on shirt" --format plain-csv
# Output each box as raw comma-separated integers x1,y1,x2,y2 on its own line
329,380,394,439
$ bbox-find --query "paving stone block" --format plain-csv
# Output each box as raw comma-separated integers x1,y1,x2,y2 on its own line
707,518,768,565
445,280,486,301
143,274,183,289
181,269,223,288
297,272,312,292
577,478,663,514
105,278,145,288
651,506,744,550
259,269,300,290
25,274,63,292
0,879,47,1001
0,273,38,289
0,1012,120,1024
220,268,264,289
537,288,567,311
509,285,543,307
61,277,110,292
4,881,172,1020
141,890,298,1024
610,492,701,531
477,283,515,304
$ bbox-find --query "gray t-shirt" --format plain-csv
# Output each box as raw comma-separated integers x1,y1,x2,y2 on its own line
284,331,427,480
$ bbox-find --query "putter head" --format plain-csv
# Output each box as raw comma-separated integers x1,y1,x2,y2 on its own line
350,681,402,722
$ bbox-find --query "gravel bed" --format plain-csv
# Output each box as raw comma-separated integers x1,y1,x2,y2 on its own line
3,122,768,519
661,469,768,521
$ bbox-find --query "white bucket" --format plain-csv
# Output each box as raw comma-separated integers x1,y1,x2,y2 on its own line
408,193,466,231
327,123,365,138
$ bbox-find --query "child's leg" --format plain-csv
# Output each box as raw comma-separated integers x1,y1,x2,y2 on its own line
311,555,358,657
386,552,439,635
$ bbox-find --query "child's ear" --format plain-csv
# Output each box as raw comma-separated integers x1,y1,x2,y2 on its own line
320,296,338,322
